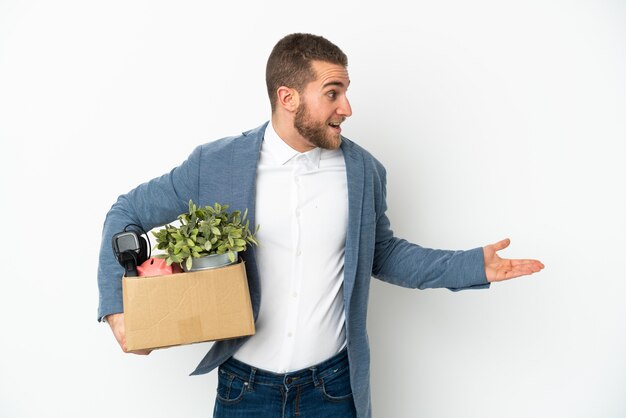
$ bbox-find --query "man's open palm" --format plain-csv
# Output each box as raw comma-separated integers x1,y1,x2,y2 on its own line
483,238,544,282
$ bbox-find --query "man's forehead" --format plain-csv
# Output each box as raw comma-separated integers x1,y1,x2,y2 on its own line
311,60,350,87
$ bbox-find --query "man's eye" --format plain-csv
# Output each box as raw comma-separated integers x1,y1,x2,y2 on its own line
327,91,337,99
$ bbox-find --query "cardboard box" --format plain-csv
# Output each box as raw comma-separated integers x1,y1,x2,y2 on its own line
122,261,255,351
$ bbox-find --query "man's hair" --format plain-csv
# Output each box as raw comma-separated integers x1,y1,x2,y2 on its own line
266,33,348,112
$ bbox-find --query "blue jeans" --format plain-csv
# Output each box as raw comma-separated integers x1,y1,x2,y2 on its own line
213,349,357,417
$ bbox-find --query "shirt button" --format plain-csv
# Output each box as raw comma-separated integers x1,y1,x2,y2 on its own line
292,292,298,298
287,332,293,337
295,210,300,217
296,250,302,256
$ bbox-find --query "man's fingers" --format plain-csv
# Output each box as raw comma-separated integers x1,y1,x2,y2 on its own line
500,259,545,280
129,348,153,356
510,259,545,270
121,337,152,355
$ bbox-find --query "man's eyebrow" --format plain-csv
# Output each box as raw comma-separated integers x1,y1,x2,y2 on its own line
322,80,350,89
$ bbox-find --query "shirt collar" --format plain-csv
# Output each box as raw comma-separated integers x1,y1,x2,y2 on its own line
264,121,322,169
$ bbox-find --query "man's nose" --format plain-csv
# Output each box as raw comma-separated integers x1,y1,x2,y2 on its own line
338,96,352,117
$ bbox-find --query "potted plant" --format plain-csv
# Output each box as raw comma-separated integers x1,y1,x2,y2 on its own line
152,200,258,271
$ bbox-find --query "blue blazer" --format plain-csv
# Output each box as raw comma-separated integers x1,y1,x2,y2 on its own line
97,122,489,418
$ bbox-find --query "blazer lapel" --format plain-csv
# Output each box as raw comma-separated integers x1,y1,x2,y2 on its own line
229,122,267,226
341,138,365,311
228,122,267,320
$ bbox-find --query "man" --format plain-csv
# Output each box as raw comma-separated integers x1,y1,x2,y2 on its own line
98,33,544,418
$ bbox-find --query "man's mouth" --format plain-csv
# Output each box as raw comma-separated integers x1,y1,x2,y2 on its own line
328,121,342,132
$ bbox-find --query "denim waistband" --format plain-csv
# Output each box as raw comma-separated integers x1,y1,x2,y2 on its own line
219,349,349,390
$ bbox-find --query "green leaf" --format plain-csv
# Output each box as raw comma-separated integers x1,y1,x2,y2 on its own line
185,257,193,271
153,201,257,262
228,251,235,263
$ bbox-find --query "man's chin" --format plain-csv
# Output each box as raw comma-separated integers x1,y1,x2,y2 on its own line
320,133,342,150
326,138,342,150
299,125,343,150
316,139,341,150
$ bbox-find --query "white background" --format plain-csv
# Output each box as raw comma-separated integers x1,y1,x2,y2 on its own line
1,1,625,417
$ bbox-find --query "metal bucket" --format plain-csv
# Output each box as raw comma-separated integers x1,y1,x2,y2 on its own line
183,252,238,272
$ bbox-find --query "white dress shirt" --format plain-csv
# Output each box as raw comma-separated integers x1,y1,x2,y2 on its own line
232,122,349,373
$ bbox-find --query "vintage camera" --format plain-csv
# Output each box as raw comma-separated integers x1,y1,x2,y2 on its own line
112,227,149,277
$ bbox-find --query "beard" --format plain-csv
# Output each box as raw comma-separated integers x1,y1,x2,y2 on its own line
294,102,342,150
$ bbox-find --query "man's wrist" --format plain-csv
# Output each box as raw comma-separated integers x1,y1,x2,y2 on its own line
101,313,122,323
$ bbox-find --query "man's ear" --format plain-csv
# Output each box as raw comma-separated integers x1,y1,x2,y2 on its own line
276,86,299,112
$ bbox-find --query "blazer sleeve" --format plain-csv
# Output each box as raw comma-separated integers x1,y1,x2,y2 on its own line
96,145,203,321
371,166,490,291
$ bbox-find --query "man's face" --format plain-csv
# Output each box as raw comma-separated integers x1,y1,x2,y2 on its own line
293,60,352,150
